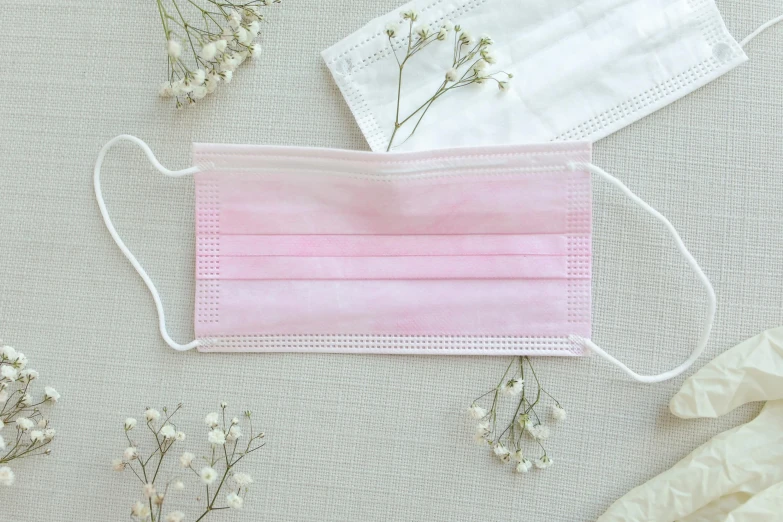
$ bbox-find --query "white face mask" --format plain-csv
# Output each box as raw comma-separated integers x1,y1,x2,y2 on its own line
322,0,781,151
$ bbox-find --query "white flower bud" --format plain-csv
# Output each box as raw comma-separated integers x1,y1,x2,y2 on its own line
385,22,399,38
200,42,217,61
167,39,182,59
180,452,195,468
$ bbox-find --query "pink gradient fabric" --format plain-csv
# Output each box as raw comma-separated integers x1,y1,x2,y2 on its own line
193,142,592,355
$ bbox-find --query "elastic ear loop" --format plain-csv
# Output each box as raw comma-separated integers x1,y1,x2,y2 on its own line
94,135,201,351
567,162,717,384
740,14,783,48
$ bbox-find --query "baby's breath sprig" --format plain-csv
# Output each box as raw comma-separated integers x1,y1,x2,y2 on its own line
114,402,266,522
385,10,512,151
155,0,282,108
0,341,60,488
470,357,564,474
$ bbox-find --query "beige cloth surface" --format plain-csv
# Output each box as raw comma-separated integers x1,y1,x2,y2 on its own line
0,1,782,520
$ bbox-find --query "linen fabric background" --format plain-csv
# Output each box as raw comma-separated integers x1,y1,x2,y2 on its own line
0,1,781,520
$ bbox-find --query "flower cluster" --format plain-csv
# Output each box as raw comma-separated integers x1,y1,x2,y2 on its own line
470,357,564,474
114,402,266,521
156,0,282,108
0,341,60,487
384,10,513,150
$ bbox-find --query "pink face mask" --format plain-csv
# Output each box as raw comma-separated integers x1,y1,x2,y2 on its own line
94,135,715,383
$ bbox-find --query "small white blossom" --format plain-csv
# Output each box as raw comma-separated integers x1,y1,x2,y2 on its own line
125,418,138,431
535,455,553,469
501,378,524,396
445,68,459,82
516,457,533,473
216,39,228,53
43,386,60,403
124,447,138,461
228,9,242,29
0,466,15,487
1,365,18,381
200,466,218,485
220,401,228,409
233,472,253,487
385,22,399,38
160,425,176,439
131,501,151,518
473,432,488,445
14,353,27,368
143,483,156,498
1,345,17,361
179,452,195,468
208,428,226,446
165,512,186,522
172,480,184,491
401,9,419,21
498,80,510,91
237,27,253,46
0,435,4,450
29,430,44,443
145,409,161,423
44,428,56,440
415,26,429,40
192,69,206,85
527,424,550,441
112,458,125,472
480,48,497,64
204,412,220,428
226,492,244,509
248,20,261,37
175,431,186,442
443,20,455,31
19,369,38,382
205,73,220,93
0,418,4,431
167,39,182,60
552,405,567,421
493,444,511,463
221,70,233,84
469,404,487,419
37,419,47,429
16,417,34,431
231,417,240,426
227,425,242,442
251,44,263,59
20,394,32,406
200,42,217,61
473,59,488,72
475,421,490,438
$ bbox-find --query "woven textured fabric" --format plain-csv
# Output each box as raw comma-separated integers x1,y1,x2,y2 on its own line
0,1,781,520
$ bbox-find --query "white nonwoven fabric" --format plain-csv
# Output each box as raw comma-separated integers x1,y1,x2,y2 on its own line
322,0,747,152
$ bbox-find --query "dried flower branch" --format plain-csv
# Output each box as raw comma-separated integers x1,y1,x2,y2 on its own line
114,402,266,521
0,341,60,487
470,357,564,474
155,0,282,108
385,10,512,150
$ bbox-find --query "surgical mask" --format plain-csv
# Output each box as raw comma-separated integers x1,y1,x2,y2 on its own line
322,0,783,151
94,135,715,383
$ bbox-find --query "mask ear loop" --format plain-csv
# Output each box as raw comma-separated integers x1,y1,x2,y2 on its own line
567,162,717,384
740,14,783,48
94,135,202,351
